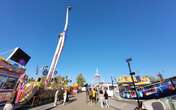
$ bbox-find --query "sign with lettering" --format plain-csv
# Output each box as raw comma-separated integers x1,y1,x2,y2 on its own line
118,76,150,84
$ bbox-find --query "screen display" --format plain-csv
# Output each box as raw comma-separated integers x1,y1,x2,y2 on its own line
10,48,31,66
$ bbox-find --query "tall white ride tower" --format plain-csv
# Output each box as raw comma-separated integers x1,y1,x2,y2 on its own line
45,6,72,85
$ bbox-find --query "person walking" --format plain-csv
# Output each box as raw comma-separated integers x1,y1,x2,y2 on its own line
104,89,109,108
99,89,104,108
3,97,13,110
53,89,59,107
92,88,96,103
95,88,98,104
88,88,92,104
63,89,67,105
3,88,18,110
3,101,13,110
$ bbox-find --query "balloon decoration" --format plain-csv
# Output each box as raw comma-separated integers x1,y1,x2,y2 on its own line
42,66,49,76
41,65,58,77
54,70,58,75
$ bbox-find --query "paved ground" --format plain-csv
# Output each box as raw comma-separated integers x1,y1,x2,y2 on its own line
110,98,137,110
29,92,137,110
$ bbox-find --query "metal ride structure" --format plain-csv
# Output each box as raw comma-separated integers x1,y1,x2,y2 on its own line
45,6,72,86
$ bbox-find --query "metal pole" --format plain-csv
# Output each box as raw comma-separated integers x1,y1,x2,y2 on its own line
127,60,140,109
111,76,114,89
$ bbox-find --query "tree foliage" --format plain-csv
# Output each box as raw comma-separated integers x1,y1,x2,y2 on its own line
76,73,86,87
27,77,35,82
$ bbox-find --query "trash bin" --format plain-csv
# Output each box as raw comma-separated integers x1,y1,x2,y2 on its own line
171,100,176,110
152,102,164,110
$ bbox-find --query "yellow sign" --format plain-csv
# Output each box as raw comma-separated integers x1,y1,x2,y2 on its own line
118,76,137,83
117,76,150,84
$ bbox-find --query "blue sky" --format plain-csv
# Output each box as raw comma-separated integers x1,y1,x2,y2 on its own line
0,0,176,83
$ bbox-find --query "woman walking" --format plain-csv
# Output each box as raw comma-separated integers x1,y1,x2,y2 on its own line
99,90,104,108
104,89,109,108
53,89,59,107
63,89,67,105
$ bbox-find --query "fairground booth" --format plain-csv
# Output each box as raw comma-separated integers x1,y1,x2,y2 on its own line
0,48,30,108
117,75,151,98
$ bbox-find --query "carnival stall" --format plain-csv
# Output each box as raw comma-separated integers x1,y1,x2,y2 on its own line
117,75,176,100
0,57,25,108
117,75,151,99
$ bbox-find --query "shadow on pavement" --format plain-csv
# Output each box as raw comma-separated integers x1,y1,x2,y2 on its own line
110,105,121,110
65,98,77,105
45,106,55,110
44,98,77,110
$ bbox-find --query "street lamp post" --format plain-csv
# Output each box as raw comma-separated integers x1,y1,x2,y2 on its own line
111,76,114,89
126,58,141,110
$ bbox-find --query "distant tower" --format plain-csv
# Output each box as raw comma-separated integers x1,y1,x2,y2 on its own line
94,68,100,85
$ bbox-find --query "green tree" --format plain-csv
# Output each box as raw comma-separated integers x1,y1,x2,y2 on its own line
50,76,65,88
76,73,86,87
27,77,35,82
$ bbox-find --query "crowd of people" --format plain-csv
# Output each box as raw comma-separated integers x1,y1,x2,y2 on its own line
86,87,110,108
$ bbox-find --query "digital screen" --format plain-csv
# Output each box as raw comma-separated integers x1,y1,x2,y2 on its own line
10,48,31,66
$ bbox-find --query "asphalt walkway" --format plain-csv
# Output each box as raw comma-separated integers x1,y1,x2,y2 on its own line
29,92,115,110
